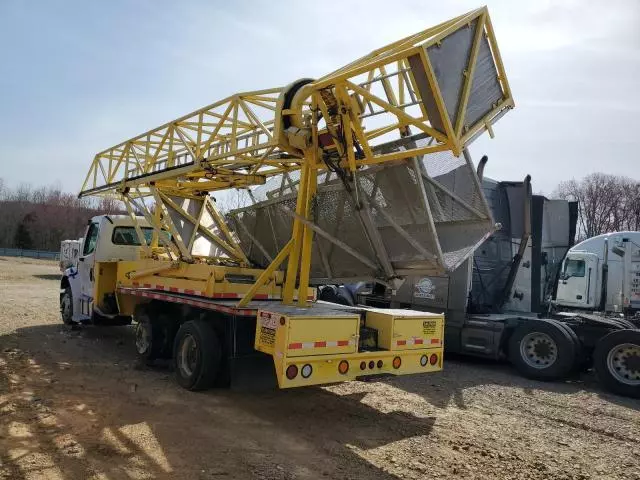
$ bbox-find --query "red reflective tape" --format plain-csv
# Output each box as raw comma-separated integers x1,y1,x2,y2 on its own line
414,339,424,345
184,289,195,295
288,343,303,350
253,294,269,300
337,340,349,347
212,292,239,299
143,283,152,288
397,340,407,346
431,338,440,344
314,341,326,348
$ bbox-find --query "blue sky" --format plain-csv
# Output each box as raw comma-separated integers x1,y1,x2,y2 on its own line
0,0,638,195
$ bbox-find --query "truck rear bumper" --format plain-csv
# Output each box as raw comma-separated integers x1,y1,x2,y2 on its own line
273,348,443,388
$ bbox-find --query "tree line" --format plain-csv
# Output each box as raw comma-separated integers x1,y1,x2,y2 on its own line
0,179,121,252
554,173,640,240
0,172,638,252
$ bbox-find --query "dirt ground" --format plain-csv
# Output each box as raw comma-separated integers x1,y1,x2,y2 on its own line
0,256,639,480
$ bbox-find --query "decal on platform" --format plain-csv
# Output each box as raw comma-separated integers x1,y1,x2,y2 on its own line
414,278,436,299
259,311,278,346
422,320,437,336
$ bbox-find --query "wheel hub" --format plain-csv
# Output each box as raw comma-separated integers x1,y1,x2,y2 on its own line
135,322,151,355
520,332,558,369
607,343,640,386
61,294,71,317
178,334,199,378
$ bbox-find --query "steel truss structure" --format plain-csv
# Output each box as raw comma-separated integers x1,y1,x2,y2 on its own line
79,7,513,307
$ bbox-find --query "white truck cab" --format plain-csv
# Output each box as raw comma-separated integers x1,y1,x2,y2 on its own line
556,231,640,313
61,215,152,324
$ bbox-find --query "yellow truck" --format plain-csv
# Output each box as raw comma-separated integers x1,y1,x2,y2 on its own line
60,7,513,390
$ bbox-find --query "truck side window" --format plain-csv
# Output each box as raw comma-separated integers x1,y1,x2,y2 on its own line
83,223,100,256
564,259,585,278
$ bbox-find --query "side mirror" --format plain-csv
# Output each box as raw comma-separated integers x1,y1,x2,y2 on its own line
612,245,626,257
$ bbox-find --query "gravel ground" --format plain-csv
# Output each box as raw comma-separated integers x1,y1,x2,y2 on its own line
0,256,639,480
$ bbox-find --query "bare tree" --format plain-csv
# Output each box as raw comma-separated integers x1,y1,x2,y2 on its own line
0,182,126,251
554,173,640,240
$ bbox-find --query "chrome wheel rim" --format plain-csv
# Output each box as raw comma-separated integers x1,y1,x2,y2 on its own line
60,293,71,319
135,322,151,355
520,332,558,369
606,343,640,386
178,334,199,378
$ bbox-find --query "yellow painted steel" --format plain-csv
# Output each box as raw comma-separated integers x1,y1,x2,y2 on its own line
255,308,445,388
79,9,512,304
78,7,513,388
275,349,443,389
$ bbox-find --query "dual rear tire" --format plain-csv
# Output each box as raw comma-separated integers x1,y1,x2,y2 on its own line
509,320,640,398
508,319,577,381
173,320,221,391
593,329,640,399
134,308,222,391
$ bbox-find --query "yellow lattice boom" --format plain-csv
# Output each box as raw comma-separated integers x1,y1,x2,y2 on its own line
80,6,512,199
79,6,514,307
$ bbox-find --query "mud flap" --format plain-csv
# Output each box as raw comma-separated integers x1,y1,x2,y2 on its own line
228,353,278,392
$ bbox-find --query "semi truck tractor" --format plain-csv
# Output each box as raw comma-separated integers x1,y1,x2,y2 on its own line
554,231,640,315
60,8,515,391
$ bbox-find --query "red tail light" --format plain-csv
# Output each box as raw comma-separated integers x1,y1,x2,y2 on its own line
286,364,298,379
338,360,349,375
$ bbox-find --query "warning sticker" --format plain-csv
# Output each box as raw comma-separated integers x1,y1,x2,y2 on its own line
260,327,275,346
260,311,278,329
259,311,278,346
422,320,437,336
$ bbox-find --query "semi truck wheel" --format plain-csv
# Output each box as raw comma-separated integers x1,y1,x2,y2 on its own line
508,320,576,380
60,287,74,325
173,320,221,391
593,330,640,399
549,320,583,372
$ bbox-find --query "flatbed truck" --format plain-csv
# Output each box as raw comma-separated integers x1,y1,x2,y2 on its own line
60,8,514,390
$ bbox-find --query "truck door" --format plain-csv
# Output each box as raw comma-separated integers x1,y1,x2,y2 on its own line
77,221,100,319
556,253,598,308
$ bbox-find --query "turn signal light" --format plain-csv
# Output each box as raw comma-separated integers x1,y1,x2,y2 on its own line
430,353,438,366
338,360,349,375
286,364,298,380
392,356,402,369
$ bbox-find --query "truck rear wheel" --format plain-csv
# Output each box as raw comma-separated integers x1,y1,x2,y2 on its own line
60,287,74,325
173,320,221,391
508,320,576,381
593,329,640,399
550,320,583,372
135,310,161,364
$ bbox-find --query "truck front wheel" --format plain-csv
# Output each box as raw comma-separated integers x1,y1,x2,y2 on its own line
173,320,221,391
594,329,640,399
60,287,74,325
508,320,576,380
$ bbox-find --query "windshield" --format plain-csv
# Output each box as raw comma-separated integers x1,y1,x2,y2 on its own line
111,226,155,246
564,258,585,278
